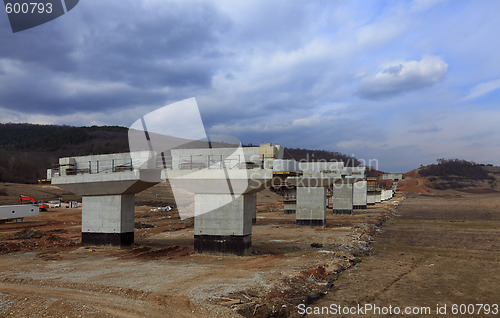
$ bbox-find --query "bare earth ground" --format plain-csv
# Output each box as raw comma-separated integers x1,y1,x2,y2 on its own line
0,183,403,317
311,192,500,317
3,181,498,318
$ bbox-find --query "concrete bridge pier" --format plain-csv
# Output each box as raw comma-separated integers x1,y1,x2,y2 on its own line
286,177,344,227
367,190,377,205
332,182,353,214
332,177,363,214
283,187,297,214
52,152,161,247
296,186,327,226
81,194,135,246
194,192,256,256
164,168,273,256
353,180,368,209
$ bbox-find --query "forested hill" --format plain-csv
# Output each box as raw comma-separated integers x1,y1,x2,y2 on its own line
0,124,130,183
0,123,362,183
0,124,129,153
417,159,499,190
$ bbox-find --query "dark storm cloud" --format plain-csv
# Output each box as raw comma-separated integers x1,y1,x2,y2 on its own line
0,0,231,114
2,1,498,170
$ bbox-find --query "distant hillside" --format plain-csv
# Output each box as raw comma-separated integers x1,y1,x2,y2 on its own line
0,123,363,184
0,123,130,153
418,159,499,190
0,123,129,183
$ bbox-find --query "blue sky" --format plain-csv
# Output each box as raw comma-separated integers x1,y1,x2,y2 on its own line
1,0,500,172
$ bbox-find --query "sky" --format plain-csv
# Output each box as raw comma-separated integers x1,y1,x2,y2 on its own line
1,0,500,172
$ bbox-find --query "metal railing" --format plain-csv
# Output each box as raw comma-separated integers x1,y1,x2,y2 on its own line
52,154,265,176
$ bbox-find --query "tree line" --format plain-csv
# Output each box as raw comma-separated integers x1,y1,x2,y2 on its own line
419,158,493,180
0,124,130,183
0,123,363,183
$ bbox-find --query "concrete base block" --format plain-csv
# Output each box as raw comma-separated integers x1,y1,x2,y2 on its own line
332,182,354,212
296,187,326,227
283,201,296,215
333,209,353,215
82,232,134,246
194,234,251,256
194,192,255,255
367,192,376,205
296,219,325,227
353,181,367,210
353,205,367,210
81,194,135,246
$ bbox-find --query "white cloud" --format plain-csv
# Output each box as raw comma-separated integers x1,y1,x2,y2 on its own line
462,78,500,101
357,56,448,100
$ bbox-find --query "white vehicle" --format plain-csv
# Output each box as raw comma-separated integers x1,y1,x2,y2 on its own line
48,200,61,208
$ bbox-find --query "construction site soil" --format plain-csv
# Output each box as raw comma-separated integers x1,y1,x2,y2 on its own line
0,182,402,317
311,191,500,317
1,179,498,317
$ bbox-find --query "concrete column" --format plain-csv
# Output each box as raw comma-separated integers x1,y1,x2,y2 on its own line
296,187,326,226
353,181,367,209
332,182,353,214
367,191,376,205
194,192,255,256
81,194,135,246
250,193,257,224
59,157,75,175
283,187,296,214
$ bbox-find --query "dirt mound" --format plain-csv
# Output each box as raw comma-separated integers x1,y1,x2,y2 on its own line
134,221,155,229
45,233,64,242
398,170,432,194
13,228,45,240
300,266,328,280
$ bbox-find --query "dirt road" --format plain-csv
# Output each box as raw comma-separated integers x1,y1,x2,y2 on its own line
310,193,500,317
